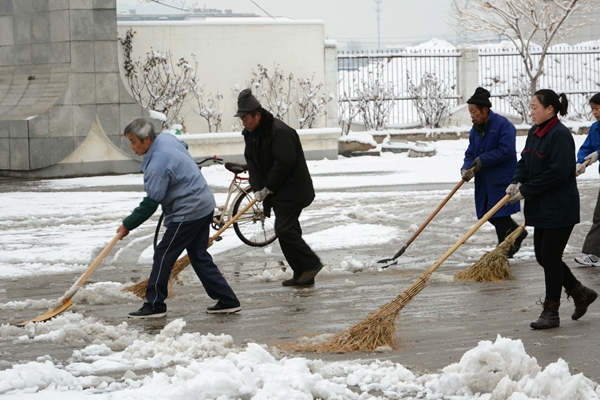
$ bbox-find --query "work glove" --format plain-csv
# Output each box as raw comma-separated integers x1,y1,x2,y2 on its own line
505,183,519,196
585,151,599,165
509,189,524,204
254,187,273,202
576,163,586,177
461,169,475,182
471,157,483,173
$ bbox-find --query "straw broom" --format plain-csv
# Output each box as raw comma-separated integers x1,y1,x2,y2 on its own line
123,198,258,298
291,194,511,353
454,222,526,283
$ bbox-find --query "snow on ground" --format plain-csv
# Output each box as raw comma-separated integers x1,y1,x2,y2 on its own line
1,135,600,398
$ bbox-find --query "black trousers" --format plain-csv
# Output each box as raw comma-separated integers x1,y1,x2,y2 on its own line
145,212,239,312
582,186,600,256
273,208,321,279
533,225,578,303
488,215,519,244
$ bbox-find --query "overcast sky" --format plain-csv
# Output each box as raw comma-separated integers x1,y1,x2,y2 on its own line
117,0,461,49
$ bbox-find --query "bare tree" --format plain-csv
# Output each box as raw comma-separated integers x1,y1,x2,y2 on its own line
338,90,360,135
505,73,533,124
354,62,395,131
118,29,196,129
407,72,453,128
452,0,600,94
246,64,295,122
190,84,224,133
295,76,334,129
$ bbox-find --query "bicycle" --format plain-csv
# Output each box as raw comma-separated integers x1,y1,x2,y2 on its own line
153,155,277,249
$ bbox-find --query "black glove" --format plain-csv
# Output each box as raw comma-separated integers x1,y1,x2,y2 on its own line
471,157,483,173
461,169,475,182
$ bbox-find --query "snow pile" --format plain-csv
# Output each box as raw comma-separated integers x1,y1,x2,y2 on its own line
1,320,598,399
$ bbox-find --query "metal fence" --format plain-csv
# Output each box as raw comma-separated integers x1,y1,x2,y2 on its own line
338,49,462,126
479,47,600,120
339,46,600,126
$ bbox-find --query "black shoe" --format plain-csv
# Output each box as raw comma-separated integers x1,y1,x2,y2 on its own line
206,301,241,314
295,263,323,285
282,278,314,286
128,306,167,319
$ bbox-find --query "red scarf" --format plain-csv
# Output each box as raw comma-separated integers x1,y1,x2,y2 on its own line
533,116,558,138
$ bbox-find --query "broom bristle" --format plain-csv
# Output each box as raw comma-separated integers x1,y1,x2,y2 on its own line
454,224,525,283
285,273,432,352
122,255,192,298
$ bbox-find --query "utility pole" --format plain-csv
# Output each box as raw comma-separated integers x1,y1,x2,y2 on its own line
375,0,382,51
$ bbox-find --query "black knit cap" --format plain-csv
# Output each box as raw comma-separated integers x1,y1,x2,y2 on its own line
467,87,492,108
234,89,262,117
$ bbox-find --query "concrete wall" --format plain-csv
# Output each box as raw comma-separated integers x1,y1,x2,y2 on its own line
116,19,331,133
0,0,151,177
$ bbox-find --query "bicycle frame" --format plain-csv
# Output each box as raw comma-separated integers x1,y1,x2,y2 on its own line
213,170,252,229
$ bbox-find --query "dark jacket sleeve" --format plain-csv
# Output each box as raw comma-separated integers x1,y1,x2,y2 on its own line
461,131,477,170
123,196,160,230
243,135,265,192
263,128,298,192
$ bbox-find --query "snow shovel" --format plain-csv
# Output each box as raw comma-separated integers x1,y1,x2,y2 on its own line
16,233,122,326
378,168,474,268
123,197,259,298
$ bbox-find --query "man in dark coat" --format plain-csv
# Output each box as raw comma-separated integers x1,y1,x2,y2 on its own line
234,89,323,286
461,87,526,257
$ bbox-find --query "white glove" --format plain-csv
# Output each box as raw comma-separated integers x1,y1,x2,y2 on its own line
505,183,521,196
509,189,524,204
584,151,599,165
576,163,586,177
254,187,273,202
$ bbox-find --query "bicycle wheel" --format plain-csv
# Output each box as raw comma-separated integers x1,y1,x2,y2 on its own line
231,189,277,247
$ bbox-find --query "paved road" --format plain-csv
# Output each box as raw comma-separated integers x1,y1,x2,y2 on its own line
2,179,600,383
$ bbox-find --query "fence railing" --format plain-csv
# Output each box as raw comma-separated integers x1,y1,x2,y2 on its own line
338,49,461,126
339,46,600,126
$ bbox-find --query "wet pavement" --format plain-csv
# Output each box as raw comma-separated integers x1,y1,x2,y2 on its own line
2,179,600,382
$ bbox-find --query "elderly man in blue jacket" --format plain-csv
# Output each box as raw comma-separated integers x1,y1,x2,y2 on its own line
117,118,240,318
461,87,527,257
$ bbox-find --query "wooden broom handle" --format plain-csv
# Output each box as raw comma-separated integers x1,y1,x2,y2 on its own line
425,193,511,276
210,197,258,241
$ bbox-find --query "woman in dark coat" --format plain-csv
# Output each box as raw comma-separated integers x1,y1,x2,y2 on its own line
507,89,597,329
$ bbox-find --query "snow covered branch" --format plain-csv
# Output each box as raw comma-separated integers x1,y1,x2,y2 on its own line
353,62,395,131
247,64,295,122
407,72,452,129
451,0,600,93
118,29,196,129
295,77,334,129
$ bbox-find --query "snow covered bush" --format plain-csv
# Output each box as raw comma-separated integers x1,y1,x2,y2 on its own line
295,76,334,129
505,73,533,124
407,71,452,128
118,29,195,129
338,90,360,135
247,63,295,123
190,85,223,133
354,62,395,131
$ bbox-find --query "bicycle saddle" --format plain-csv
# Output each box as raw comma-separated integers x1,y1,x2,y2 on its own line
224,162,248,173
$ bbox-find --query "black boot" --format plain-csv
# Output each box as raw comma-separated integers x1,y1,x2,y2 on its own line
530,299,560,329
566,281,598,320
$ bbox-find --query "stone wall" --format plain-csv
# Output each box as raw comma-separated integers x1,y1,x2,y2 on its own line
0,0,146,178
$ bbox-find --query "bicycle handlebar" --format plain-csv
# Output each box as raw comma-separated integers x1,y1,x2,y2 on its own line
195,155,224,168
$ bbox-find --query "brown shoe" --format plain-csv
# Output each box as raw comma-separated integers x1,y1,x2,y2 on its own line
295,263,323,285
282,278,314,287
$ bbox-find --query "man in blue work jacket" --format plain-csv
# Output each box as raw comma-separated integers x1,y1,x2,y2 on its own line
461,87,527,257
